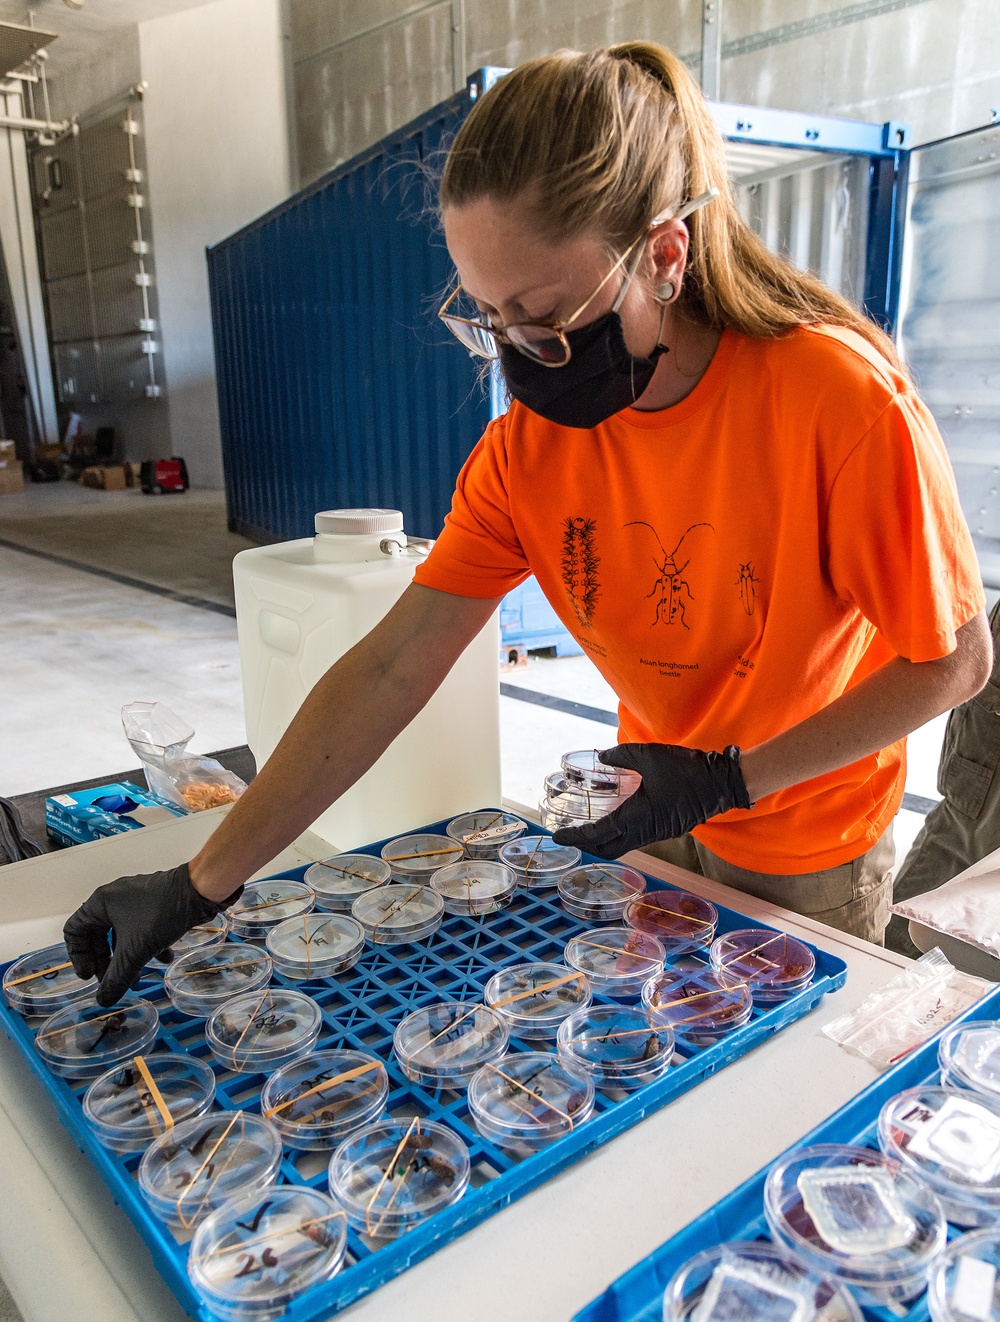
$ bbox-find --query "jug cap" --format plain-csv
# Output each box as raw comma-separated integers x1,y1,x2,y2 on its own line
315,508,404,535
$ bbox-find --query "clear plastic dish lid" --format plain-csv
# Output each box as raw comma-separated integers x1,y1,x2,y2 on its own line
497,835,582,885
226,879,315,932
139,1110,283,1229
260,1050,389,1149
556,1004,673,1091
467,1051,595,1147
928,1228,1000,1322
34,994,159,1079
624,889,718,954
3,941,97,1016
265,912,365,975
563,926,666,993
206,988,322,1072
304,853,392,909
164,944,272,1012
379,833,463,876
147,914,227,970
663,1241,863,1322
328,1118,470,1238
561,749,641,795
939,1021,1000,1101
710,928,816,997
880,1087,1000,1197
394,1002,508,1087
429,860,518,915
642,967,753,1040
83,1052,216,1152
543,772,630,819
446,810,528,856
484,961,592,1038
558,864,645,920
352,883,444,943
188,1185,348,1322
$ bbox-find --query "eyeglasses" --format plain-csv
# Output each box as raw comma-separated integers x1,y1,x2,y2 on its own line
437,189,720,369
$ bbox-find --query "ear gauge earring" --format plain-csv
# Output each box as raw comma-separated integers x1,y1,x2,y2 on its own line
656,281,676,303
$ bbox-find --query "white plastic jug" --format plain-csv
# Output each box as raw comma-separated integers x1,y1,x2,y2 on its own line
233,508,501,852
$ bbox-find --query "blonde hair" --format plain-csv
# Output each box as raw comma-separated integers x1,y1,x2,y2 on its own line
441,42,904,371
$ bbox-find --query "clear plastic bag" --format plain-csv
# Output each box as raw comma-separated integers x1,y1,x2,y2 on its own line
892,846,1000,959
122,701,247,813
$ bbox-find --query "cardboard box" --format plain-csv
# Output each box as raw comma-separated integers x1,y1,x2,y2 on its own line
0,439,15,463
46,782,187,847
80,464,127,491
124,461,143,488
0,460,24,495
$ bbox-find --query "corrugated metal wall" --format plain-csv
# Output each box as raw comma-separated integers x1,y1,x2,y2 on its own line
208,89,488,543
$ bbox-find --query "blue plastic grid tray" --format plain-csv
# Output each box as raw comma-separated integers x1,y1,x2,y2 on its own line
573,981,1000,1322
0,819,847,1320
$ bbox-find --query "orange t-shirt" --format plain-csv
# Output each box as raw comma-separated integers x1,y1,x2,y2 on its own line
413,325,985,873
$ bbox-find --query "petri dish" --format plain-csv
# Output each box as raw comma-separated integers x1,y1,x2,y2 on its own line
304,853,392,912
164,944,272,1019
927,1228,1000,1322
147,914,228,971
394,1002,508,1090
351,884,444,946
878,1086,1000,1227
83,1052,216,1153
624,889,718,955
538,800,589,832
260,1049,388,1150
939,1021,1000,1103
139,1110,283,1229
764,1143,948,1308
34,995,159,1080
663,1240,863,1322
188,1184,347,1322
557,1004,673,1092
498,836,582,889
446,809,528,859
265,912,365,981
484,961,592,1040
561,749,642,796
379,833,463,885
558,864,646,923
642,967,753,1046
206,988,322,1074
710,928,815,1002
3,942,97,1017
328,1119,470,1238
429,860,518,917
542,772,630,822
564,927,666,1000
467,1051,595,1151
226,880,315,940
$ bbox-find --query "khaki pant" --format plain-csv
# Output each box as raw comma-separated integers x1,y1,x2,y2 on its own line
644,824,896,945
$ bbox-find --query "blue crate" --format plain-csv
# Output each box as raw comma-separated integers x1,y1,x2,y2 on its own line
572,980,1000,1322
0,820,847,1320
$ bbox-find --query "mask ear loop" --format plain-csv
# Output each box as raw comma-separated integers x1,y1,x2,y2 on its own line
645,187,721,359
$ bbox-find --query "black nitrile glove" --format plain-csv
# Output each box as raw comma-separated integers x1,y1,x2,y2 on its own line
551,742,753,860
64,863,242,1007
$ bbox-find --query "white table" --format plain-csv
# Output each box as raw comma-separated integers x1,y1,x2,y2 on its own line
0,811,915,1322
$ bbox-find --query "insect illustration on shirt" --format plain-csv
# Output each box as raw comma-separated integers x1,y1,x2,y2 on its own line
561,515,602,627
736,561,760,616
625,521,714,629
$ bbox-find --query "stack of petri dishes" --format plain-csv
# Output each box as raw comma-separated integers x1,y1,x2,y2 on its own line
710,928,816,1004
938,1020,1000,1102
429,860,518,917
351,884,444,947
927,1228,1000,1322
164,944,272,1018
304,853,391,912
188,1185,348,1322
328,1119,470,1238
83,1053,216,1153
226,879,315,941
139,1111,283,1229
206,988,322,1074
147,914,228,972
260,1049,388,1149
484,961,591,1041
563,927,666,1000
663,1241,863,1322
394,1002,508,1090
642,967,753,1047
467,1051,595,1151
558,863,645,923
34,995,159,1080
379,833,464,885
497,836,581,889
446,809,528,860
265,912,365,981
763,1143,948,1308
878,1086,1000,1227
537,749,640,831
557,1005,673,1092
623,889,717,957
3,942,96,1017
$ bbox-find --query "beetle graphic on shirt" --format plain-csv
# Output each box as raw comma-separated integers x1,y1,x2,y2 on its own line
625,520,715,629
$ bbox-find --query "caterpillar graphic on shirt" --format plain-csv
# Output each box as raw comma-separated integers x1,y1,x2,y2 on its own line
561,516,601,626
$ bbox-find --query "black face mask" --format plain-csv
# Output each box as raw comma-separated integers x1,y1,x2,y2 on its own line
500,311,667,429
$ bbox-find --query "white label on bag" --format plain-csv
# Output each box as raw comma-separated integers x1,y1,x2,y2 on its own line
951,1256,997,1321
52,795,76,807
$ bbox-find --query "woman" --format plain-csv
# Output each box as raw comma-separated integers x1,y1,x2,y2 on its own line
65,42,990,1005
